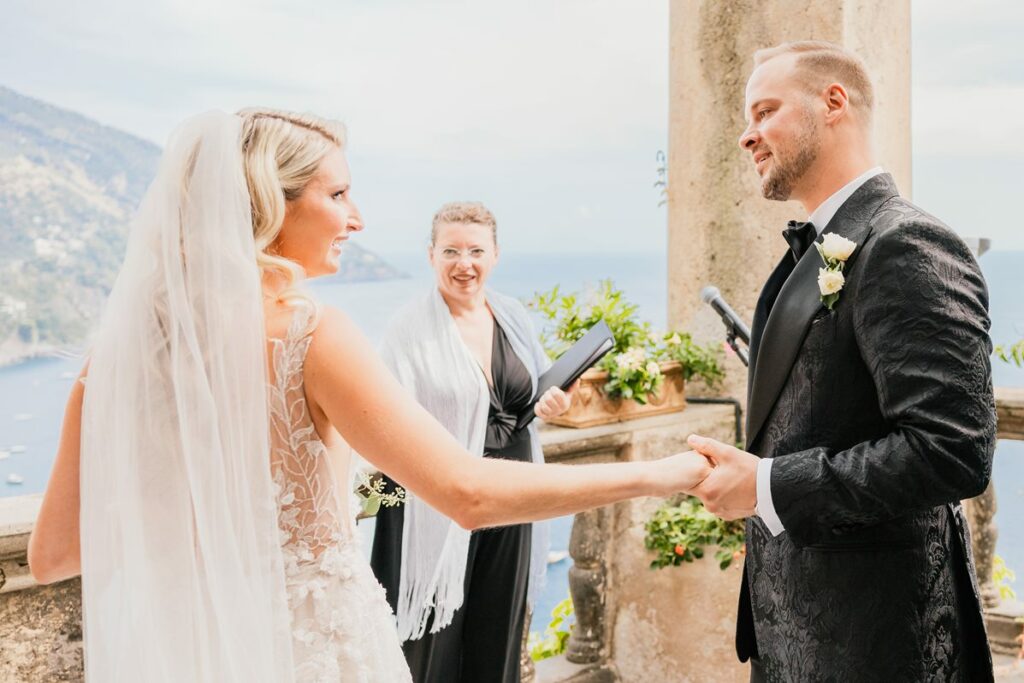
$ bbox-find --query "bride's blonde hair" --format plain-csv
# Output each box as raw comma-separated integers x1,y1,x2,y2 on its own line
237,108,347,303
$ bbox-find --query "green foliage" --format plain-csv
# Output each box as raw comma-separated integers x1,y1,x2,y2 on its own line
529,280,649,358
528,280,724,405
995,340,1024,368
528,595,575,662
993,554,1017,602
644,496,746,571
660,331,727,387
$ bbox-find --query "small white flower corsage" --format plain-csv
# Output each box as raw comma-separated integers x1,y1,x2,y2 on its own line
814,233,857,310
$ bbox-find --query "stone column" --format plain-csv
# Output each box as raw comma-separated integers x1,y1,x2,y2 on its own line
667,0,911,401
520,606,536,683
964,482,1000,608
565,506,609,664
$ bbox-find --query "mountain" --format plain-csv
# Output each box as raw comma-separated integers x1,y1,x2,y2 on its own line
0,86,402,363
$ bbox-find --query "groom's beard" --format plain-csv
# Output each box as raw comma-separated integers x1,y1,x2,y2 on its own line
762,113,821,202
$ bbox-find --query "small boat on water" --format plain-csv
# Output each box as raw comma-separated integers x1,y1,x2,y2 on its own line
6,473,24,485
13,413,33,422
9,445,26,454
0,451,9,460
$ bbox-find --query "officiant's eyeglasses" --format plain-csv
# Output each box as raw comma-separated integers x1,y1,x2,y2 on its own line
435,247,490,261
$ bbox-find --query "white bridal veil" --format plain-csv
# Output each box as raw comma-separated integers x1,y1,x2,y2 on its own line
79,112,294,681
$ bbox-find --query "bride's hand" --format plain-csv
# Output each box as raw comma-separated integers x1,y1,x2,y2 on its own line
650,450,714,497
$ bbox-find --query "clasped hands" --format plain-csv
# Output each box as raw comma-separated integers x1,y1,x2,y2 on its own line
679,434,759,521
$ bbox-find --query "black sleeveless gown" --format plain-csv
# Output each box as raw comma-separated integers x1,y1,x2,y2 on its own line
370,318,535,683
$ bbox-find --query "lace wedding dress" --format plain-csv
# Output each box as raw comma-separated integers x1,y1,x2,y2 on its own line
268,307,412,683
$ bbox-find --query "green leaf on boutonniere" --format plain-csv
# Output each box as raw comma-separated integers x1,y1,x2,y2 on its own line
821,292,840,311
814,242,833,268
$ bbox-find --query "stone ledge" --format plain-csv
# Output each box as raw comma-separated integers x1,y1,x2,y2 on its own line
0,495,41,594
538,405,734,464
536,655,619,683
996,387,1024,441
988,598,1024,657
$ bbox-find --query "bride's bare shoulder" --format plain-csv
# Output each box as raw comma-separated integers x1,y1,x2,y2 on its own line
305,305,376,370
302,305,396,427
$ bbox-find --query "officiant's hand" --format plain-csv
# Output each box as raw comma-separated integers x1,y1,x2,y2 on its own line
686,434,758,520
534,380,580,421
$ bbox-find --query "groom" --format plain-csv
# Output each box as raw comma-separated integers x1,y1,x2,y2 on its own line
687,41,997,681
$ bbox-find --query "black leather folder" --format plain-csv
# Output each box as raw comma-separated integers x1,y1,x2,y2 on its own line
517,320,615,430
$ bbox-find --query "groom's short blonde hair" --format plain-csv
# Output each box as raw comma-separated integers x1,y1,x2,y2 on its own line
754,41,875,121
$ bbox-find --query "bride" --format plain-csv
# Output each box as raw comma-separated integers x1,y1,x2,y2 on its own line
27,109,712,682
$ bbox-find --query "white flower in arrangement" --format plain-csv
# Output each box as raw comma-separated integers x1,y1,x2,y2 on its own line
645,361,662,376
817,268,845,296
819,233,857,262
615,347,647,373
614,352,632,372
648,330,663,345
667,333,682,346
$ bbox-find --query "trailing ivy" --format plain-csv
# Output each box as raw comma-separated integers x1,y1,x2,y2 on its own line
995,340,1024,368
528,595,575,662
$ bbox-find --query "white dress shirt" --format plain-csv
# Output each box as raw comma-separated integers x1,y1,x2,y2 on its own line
755,166,884,537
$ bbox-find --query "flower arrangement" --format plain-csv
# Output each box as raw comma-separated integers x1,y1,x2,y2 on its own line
643,495,746,571
528,280,723,405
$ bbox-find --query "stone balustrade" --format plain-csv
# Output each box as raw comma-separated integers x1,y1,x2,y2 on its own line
530,404,741,683
966,387,1024,657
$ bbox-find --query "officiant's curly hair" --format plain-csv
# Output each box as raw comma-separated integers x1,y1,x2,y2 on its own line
237,108,347,304
754,41,875,123
430,201,498,246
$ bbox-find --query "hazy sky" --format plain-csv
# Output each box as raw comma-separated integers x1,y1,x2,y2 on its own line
1,0,1021,253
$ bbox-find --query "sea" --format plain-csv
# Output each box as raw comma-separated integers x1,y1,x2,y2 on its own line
2,250,1022,626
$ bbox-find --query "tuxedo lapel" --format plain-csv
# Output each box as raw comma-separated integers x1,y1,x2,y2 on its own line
747,253,796,397
745,174,899,449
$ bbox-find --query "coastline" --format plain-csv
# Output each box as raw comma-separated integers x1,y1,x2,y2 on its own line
0,346,64,370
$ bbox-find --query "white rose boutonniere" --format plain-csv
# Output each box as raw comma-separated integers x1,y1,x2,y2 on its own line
814,233,857,310
817,268,845,295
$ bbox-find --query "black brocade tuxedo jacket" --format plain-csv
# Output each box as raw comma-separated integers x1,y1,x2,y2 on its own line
738,174,997,682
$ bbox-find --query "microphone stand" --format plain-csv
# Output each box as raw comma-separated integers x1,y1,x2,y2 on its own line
725,324,750,368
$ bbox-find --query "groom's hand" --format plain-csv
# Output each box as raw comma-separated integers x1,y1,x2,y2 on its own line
687,434,758,520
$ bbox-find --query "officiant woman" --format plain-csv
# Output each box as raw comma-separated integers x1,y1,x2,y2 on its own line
370,201,573,683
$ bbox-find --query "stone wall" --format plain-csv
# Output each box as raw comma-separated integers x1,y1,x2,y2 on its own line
0,496,83,682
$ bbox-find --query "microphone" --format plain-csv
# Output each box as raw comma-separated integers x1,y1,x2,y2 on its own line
700,285,751,366
700,286,750,344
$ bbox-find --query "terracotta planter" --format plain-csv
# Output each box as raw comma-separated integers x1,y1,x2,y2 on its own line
544,361,687,429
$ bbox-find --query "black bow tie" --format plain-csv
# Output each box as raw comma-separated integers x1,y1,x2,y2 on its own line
782,220,817,263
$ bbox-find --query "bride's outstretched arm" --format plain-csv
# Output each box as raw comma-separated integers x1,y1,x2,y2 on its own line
305,307,711,530
28,364,87,584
